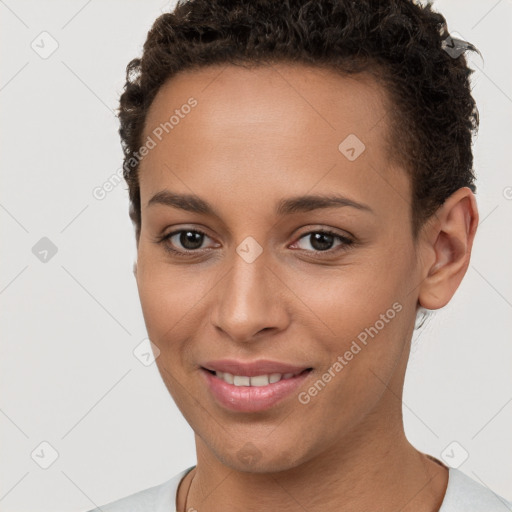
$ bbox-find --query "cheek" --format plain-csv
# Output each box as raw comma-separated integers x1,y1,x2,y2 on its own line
135,254,218,361
285,262,405,337
283,250,414,390
137,275,174,337
135,257,183,348
135,263,202,399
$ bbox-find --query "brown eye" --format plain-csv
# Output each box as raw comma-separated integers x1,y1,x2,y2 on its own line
292,230,354,254
170,230,206,251
158,228,219,256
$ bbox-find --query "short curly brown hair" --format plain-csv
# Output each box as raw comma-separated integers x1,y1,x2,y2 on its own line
118,0,480,243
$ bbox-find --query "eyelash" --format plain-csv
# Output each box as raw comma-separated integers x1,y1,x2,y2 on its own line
155,228,355,259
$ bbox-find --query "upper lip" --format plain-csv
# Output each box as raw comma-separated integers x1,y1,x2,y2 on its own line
201,359,312,377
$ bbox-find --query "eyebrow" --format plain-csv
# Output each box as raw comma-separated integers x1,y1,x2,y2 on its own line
147,190,374,216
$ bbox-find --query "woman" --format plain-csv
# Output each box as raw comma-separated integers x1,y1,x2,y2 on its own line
88,0,511,510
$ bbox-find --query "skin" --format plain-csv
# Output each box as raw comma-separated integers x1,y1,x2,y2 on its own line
133,63,478,512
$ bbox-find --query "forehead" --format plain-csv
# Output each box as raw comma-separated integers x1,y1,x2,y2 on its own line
139,63,409,219
143,63,390,149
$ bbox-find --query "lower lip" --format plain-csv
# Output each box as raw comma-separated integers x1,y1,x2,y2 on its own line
201,368,312,413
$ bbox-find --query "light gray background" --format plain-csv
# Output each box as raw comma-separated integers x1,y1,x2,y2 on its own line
1,1,511,510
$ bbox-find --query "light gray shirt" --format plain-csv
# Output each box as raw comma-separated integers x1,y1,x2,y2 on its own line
85,465,512,512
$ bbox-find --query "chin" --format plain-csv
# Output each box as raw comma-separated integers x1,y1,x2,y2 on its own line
225,456,300,475
211,438,310,474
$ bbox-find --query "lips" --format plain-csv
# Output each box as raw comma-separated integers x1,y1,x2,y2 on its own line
201,366,312,412
199,359,314,412
201,359,312,377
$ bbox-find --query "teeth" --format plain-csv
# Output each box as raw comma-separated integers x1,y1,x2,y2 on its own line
250,375,270,386
222,372,233,384
214,371,303,386
233,375,250,386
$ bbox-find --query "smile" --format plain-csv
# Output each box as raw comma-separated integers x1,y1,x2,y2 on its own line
208,368,310,386
201,367,313,412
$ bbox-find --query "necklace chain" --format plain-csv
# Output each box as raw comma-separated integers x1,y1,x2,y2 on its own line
183,468,195,512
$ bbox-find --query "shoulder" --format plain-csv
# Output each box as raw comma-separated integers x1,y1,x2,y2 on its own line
83,466,194,512
440,467,512,512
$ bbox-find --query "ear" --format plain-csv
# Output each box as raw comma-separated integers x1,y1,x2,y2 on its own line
417,187,479,310
132,261,137,278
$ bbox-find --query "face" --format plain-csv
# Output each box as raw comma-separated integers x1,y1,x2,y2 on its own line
134,64,424,472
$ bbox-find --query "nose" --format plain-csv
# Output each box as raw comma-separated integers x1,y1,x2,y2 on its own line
209,251,289,343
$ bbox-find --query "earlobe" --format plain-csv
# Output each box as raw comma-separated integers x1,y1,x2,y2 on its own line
418,187,479,310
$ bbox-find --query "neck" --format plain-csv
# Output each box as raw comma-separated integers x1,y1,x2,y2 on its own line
180,413,448,512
